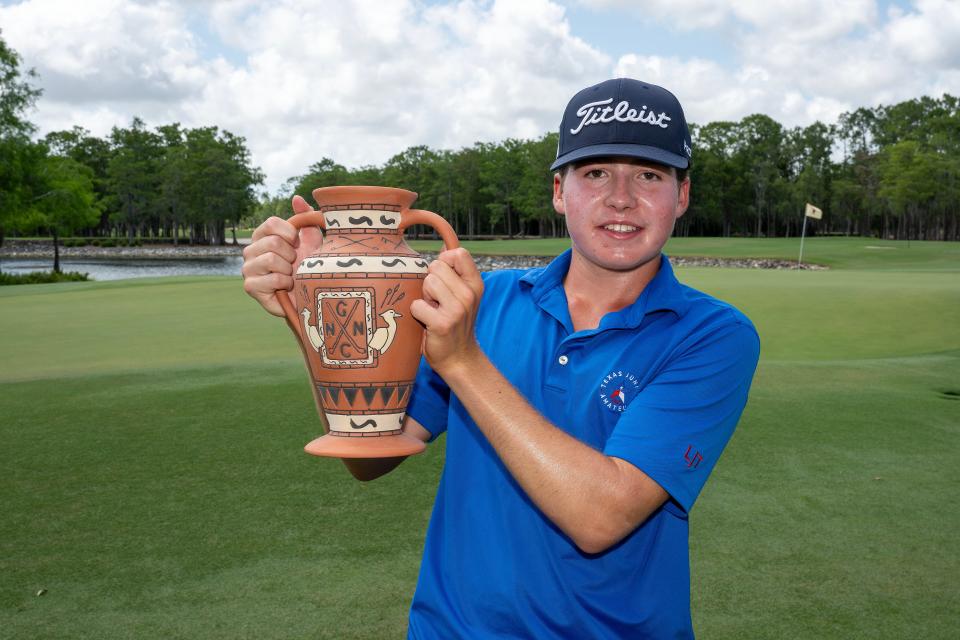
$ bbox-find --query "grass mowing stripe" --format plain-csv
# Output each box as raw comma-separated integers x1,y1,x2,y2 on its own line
1,363,443,639
3,269,957,382
693,355,960,639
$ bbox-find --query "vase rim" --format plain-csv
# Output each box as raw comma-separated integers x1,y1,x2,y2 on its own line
310,185,419,209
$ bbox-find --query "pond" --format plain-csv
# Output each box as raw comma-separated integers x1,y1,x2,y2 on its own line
0,257,244,281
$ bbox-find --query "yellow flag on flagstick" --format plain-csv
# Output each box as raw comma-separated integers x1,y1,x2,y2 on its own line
805,203,823,219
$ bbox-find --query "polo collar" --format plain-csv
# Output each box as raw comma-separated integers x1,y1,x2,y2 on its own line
519,249,689,330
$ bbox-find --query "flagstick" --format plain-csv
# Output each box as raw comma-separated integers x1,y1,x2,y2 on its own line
798,214,808,269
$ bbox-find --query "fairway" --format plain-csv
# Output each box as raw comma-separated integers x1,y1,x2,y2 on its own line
2,239,959,638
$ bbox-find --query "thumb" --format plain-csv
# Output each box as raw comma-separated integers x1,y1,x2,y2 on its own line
300,225,324,251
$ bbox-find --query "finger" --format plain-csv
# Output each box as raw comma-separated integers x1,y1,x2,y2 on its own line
437,248,483,297
241,250,295,279
243,273,294,317
410,297,442,327
291,195,314,214
251,216,299,247
242,234,299,264
425,260,477,312
421,270,467,323
299,226,324,253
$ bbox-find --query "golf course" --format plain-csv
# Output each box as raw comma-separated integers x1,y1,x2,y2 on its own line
1,236,958,639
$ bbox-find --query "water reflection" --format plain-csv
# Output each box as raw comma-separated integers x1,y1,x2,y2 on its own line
0,257,244,281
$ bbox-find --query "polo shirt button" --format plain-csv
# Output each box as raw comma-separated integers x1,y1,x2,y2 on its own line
558,354,569,365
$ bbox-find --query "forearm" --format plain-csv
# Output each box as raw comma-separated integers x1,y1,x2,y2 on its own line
441,347,665,553
412,249,666,551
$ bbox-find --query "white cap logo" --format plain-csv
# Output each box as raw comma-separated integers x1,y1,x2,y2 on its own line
570,98,671,135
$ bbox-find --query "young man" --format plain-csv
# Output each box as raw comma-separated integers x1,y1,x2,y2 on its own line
242,78,759,638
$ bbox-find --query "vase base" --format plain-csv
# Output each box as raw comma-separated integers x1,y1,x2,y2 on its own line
304,431,426,459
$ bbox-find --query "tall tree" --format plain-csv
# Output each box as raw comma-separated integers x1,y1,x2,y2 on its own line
30,155,101,272
689,121,747,236
107,118,164,242
737,114,785,237
178,126,262,244
480,139,524,237
514,133,561,237
45,126,112,233
879,140,940,240
0,30,44,254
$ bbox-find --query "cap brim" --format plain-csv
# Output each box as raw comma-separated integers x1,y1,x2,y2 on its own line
550,144,689,172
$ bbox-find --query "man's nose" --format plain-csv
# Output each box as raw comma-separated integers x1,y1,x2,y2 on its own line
604,174,637,210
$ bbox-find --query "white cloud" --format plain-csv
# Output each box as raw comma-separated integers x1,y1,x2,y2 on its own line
605,0,958,131
193,0,610,190
575,0,733,30
1,0,957,193
0,0,205,104
577,0,877,34
1,0,611,191
885,0,960,66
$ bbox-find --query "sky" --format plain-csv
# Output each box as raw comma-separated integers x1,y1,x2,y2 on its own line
1,0,958,194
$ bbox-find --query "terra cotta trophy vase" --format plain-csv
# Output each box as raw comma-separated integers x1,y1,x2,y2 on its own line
275,186,458,459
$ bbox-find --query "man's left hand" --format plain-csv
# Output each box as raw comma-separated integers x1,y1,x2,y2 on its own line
409,248,485,377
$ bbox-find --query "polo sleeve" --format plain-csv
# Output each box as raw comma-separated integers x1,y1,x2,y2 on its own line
405,356,450,442
603,318,760,513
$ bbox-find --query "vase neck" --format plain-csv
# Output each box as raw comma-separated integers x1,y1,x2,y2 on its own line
320,207,402,232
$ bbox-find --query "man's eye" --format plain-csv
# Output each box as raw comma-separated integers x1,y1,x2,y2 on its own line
640,171,660,181
585,169,605,178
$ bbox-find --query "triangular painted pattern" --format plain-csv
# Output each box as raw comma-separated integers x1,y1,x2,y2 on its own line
379,386,396,405
397,385,410,405
328,386,341,404
362,387,378,406
343,387,359,406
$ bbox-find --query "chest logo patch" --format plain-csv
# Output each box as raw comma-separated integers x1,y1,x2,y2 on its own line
599,369,641,413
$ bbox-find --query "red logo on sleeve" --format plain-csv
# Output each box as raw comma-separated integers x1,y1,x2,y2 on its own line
683,445,703,469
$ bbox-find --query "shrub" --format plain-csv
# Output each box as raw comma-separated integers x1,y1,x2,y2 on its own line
0,271,90,286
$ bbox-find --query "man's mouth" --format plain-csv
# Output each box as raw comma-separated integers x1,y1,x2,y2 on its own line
602,223,639,233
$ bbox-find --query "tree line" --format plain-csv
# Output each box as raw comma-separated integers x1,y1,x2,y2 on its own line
2,31,958,257
1,32,263,270
267,95,959,242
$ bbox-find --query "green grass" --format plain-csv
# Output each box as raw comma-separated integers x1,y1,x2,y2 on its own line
411,236,960,271
1,241,958,638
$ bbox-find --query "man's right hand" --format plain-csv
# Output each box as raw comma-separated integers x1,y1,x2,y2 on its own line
241,214,324,316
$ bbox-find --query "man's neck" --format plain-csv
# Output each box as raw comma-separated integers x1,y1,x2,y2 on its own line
562,251,661,332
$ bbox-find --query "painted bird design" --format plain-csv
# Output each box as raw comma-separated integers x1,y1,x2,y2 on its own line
370,309,402,354
301,308,323,352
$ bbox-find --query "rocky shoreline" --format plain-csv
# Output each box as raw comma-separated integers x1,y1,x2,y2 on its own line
0,239,825,270
0,239,243,259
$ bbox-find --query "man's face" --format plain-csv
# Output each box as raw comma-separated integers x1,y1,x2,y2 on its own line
552,156,689,275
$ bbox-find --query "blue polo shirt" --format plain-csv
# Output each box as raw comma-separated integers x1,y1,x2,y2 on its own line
406,251,759,639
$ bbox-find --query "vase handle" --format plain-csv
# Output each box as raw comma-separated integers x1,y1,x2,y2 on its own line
276,196,327,337
400,209,460,251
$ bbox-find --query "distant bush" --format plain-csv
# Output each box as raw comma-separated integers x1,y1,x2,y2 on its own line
62,238,93,247
0,271,90,286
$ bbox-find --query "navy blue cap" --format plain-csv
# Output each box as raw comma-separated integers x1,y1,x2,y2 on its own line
550,78,692,171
